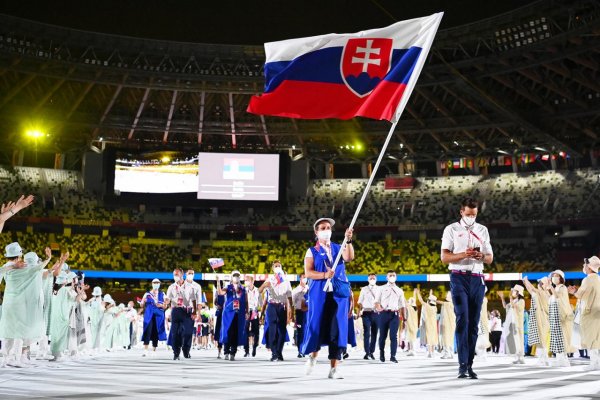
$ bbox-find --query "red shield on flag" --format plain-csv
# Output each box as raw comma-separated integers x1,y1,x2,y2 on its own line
341,38,393,98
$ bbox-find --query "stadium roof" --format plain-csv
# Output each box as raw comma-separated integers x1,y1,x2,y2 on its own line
0,0,598,164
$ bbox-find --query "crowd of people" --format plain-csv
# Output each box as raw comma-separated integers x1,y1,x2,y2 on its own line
1,195,600,380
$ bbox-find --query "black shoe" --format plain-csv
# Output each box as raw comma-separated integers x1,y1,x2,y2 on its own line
270,355,278,362
174,355,180,361
183,353,191,359
298,353,304,358
390,357,398,363
363,354,370,360
457,364,468,379
244,353,249,358
467,367,478,379
343,352,349,360
369,353,375,360
277,356,284,361
252,348,257,357
380,353,385,363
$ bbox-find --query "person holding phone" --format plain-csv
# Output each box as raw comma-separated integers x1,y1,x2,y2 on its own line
441,198,493,379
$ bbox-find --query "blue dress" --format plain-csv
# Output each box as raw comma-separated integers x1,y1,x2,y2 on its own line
219,284,248,346
300,242,349,354
141,291,167,342
214,294,225,344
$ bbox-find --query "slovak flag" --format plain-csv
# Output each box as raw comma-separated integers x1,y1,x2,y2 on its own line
247,13,443,123
275,272,285,285
208,258,225,269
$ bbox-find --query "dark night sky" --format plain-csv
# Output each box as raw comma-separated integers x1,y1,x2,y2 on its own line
1,0,533,45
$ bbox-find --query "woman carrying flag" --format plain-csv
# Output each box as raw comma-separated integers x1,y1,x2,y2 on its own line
140,278,167,357
302,218,354,380
259,260,293,361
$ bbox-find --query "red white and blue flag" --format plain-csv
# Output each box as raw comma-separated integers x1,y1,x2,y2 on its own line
208,258,225,269
247,13,443,123
223,158,255,180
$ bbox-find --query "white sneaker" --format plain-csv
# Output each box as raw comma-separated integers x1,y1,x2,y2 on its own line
328,367,343,379
441,352,453,359
305,356,317,375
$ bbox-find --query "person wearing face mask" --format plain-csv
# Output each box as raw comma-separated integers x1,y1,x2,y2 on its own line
141,278,167,357
441,198,493,379
522,276,551,366
165,268,201,360
302,218,354,379
358,273,380,360
292,274,309,358
568,256,600,370
499,285,526,364
217,270,248,361
405,295,418,356
0,248,53,367
50,270,86,361
547,269,575,367
437,292,457,360
244,276,261,357
415,289,439,359
374,271,406,363
88,286,105,352
259,261,294,361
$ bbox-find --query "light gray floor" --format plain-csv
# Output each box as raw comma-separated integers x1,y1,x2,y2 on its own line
1,347,599,400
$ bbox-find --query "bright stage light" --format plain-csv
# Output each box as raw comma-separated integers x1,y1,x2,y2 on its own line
26,129,44,138
161,156,171,163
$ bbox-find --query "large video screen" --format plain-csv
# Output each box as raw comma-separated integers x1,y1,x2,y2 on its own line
197,153,280,201
114,152,197,194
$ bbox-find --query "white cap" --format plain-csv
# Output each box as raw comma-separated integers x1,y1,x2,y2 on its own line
152,278,161,284
56,271,68,285
103,294,114,304
586,256,600,273
313,217,335,231
231,270,241,277
552,269,565,280
428,294,437,302
92,286,102,296
24,251,39,266
118,303,125,310
512,284,525,296
66,271,77,281
4,242,23,258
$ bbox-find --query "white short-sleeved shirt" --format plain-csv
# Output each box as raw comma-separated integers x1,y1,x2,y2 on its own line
291,285,308,309
375,283,406,311
441,220,493,274
358,285,379,310
246,286,260,310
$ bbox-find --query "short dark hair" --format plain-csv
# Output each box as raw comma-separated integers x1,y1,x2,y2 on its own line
461,198,478,209
387,270,396,275
368,273,376,277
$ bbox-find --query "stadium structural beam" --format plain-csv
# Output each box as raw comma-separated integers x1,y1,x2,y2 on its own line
32,67,75,113
128,87,151,140
65,79,97,120
92,84,123,138
228,92,236,148
260,114,270,146
163,89,178,143
198,91,205,144
405,105,450,152
0,72,38,109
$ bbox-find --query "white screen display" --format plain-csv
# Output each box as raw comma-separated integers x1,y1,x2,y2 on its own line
114,157,197,194
197,153,279,201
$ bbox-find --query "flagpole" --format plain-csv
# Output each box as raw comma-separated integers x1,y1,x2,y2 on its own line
324,12,444,290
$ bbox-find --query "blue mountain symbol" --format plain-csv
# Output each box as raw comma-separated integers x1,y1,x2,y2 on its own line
345,72,382,95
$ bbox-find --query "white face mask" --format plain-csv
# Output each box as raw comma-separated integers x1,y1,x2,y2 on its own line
462,216,476,226
273,266,282,274
551,276,561,285
152,283,160,290
368,279,376,286
317,230,332,241
387,276,396,284
186,274,194,282
173,275,181,283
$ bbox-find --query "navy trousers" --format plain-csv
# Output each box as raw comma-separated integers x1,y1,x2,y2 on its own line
378,311,399,357
362,311,378,355
266,303,287,358
295,310,306,353
171,307,194,357
450,273,485,369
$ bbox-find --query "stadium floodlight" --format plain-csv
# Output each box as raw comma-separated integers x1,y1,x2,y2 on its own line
161,156,171,163
26,129,44,138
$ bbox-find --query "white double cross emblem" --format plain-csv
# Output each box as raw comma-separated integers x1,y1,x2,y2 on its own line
351,40,381,73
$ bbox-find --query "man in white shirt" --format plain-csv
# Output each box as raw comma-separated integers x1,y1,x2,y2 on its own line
244,276,260,357
441,198,493,379
292,274,309,358
357,273,379,360
374,271,406,363
165,268,202,360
